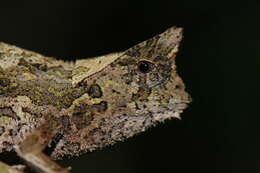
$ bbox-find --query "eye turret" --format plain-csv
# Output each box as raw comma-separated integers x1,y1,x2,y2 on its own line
138,60,153,73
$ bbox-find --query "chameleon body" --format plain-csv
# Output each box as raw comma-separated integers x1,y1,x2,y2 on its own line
0,27,191,173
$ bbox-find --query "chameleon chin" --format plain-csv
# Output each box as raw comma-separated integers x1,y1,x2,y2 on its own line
0,27,191,173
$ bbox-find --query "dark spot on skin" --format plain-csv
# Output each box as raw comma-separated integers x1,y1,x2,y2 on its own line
0,107,19,120
93,101,108,113
18,58,37,72
0,126,5,136
110,62,116,68
138,61,153,73
39,64,48,71
100,72,107,77
112,89,120,94
76,79,88,88
0,77,10,87
18,58,29,66
31,63,41,69
2,141,12,148
9,129,17,136
88,84,103,98
32,63,48,72
53,133,64,144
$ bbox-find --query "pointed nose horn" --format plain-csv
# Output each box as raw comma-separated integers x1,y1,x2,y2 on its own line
156,27,183,59
125,26,183,60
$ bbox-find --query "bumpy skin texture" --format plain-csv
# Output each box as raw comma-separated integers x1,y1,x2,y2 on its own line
0,27,191,172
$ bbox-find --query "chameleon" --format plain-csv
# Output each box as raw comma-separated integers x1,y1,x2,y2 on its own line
0,27,191,173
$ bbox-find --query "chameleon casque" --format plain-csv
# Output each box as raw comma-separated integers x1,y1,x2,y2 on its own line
0,27,191,173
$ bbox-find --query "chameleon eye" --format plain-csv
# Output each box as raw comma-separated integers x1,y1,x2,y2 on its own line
138,60,153,73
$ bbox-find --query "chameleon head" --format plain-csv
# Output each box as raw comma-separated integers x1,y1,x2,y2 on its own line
95,26,191,128
52,27,191,158
120,27,191,121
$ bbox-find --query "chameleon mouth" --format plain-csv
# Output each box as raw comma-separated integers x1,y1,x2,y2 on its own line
146,99,189,121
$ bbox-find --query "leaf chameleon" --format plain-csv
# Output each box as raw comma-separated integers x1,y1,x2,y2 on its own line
0,27,191,173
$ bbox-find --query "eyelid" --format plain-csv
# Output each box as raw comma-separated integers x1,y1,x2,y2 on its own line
138,59,156,69
138,59,155,64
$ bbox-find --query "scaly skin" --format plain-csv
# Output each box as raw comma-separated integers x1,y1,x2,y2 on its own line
0,27,191,173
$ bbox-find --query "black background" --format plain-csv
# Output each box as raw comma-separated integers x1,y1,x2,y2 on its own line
0,0,260,173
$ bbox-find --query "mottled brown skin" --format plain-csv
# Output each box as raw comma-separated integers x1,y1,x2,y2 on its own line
0,27,191,173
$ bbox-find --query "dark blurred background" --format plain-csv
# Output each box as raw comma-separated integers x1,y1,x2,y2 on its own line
0,0,260,173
